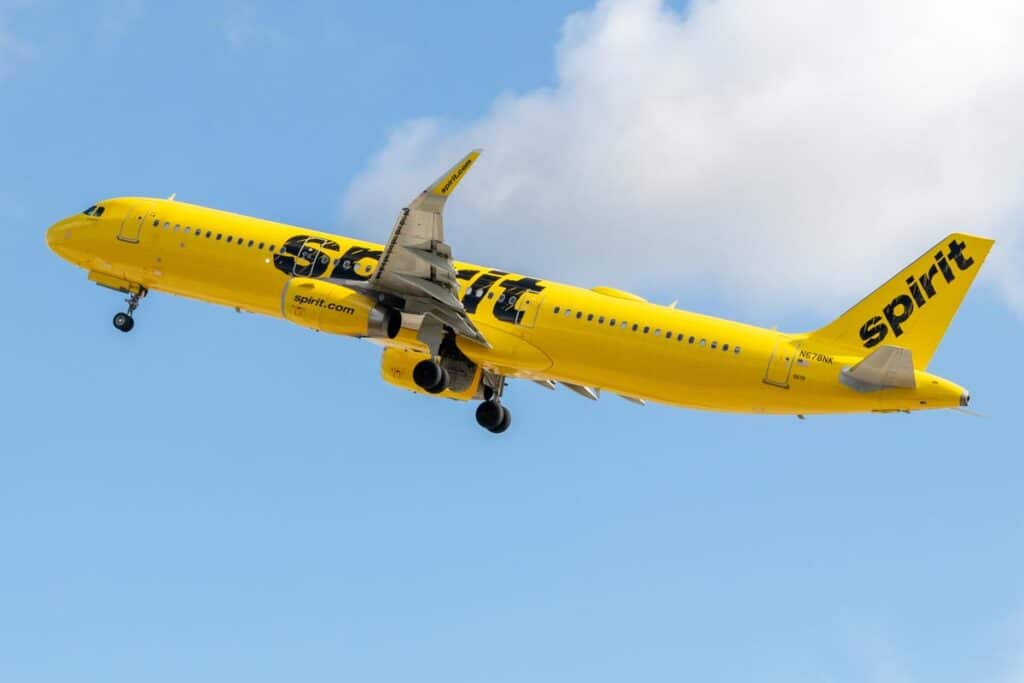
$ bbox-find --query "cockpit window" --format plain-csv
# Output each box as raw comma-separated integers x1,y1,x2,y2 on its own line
82,205,97,216
81,205,105,217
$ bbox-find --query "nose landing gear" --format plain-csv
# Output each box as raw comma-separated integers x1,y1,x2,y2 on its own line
112,288,146,333
413,359,450,394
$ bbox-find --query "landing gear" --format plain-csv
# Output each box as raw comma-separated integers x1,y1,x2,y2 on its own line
112,288,146,333
413,359,450,394
475,400,512,433
475,373,511,433
112,312,134,332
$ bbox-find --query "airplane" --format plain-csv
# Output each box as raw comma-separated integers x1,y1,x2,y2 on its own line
46,150,993,433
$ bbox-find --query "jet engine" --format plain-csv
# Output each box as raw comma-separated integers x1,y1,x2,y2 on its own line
281,277,400,339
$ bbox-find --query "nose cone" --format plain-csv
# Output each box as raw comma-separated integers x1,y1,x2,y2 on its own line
46,217,76,258
46,222,60,250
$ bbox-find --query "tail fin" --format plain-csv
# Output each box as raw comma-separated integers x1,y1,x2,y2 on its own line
807,233,994,369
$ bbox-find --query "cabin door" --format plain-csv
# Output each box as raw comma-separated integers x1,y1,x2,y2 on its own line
118,204,151,244
763,339,799,388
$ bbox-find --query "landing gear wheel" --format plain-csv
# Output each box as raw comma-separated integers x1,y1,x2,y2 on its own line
413,359,449,394
113,288,146,333
113,312,134,332
476,400,510,433
489,405,511,434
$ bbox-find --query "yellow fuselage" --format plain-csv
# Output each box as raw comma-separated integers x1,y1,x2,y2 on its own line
47,197,967,414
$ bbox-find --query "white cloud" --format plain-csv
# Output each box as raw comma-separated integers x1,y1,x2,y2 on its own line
224,4,284,51
342,0,1024,320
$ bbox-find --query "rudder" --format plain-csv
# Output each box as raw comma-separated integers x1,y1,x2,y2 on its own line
807,233,994,369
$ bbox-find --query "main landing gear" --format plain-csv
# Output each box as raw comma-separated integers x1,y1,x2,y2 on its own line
413,358,512,434
475,381,511,434
413,359,450,395
475,398,511,434
112,288,146,333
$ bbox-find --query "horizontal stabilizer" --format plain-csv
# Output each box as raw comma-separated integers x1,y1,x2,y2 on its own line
840,346,916,392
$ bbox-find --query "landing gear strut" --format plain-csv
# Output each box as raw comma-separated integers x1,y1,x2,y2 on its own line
112,288,146,333
413,359,450,394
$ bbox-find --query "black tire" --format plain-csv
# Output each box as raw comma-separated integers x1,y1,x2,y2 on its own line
475,400,504,430
425,367,450,395
413,359,443,391
488,406,511,434
113,313,134,332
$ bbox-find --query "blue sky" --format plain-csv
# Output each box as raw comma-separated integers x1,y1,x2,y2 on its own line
1,1,1022,681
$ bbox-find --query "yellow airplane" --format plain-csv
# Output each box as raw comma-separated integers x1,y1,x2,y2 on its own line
46,150,992,433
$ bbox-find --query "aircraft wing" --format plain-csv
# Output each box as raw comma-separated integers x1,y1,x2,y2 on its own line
370,150,489,347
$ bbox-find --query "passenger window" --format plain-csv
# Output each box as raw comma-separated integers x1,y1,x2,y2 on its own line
587,314,594,322
184,227,191,234
677,333,683,341
598,316,605,324
689,336,695,344
643,326,649,334
248,240,254,247
487,292,494,299
153,219,159,227
216,234,222,240
621,321,628,329
164,222,171,229
259,242,265,249
734,346,741,354
174,224,180,232
722,343,729,351
632,324,638,332
226,236,233,243
654,329,661,337
699,339,706,347
553,306,560,314
206,231,212,238
270,245,276,252
576,311,582,319
564,309,572,317
711,341,718,349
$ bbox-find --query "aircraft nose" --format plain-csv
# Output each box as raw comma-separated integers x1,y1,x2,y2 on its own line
46,217,73,254
960,390,970,407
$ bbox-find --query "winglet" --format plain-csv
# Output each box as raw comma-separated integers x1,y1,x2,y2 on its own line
426,149,482,198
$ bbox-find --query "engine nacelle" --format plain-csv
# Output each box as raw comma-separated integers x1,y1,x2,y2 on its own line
281,278,400,338
380,348,483,401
